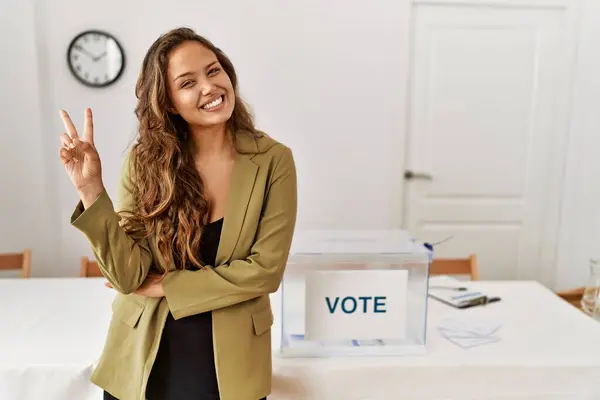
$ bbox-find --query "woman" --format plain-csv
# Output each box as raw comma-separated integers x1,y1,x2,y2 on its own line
58,27,297,400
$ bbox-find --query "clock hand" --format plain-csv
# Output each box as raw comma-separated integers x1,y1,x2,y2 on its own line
93,52,107,62
74,44,95,59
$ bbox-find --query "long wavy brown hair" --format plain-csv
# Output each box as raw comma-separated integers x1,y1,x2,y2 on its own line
121,27,259,273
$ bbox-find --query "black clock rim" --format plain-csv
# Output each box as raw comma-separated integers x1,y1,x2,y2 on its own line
66,29,126,89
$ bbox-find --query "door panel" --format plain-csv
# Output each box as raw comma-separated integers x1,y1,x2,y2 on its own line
405,1,577,281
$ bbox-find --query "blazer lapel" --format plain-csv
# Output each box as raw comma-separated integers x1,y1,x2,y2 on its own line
216,133,259,265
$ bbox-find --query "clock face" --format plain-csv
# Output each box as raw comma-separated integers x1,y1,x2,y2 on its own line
67,30,125,88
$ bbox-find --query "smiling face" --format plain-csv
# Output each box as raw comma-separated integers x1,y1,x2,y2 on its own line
166,41,235,129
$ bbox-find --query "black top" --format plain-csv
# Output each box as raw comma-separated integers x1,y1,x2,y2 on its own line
146,218,224,400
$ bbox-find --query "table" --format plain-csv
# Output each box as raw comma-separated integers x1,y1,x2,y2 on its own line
1,279,599,399
270,281,600,400
0,278,112,400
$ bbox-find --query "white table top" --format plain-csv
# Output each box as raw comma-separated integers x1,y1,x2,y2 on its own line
271,280,600,367
1,278,599,400
0,278,113,367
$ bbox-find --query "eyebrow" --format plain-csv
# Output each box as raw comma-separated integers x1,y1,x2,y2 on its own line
205,60,219,70
174,71,194,81
174,61,220,82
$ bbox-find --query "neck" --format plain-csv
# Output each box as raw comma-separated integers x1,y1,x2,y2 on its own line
188,123,232,159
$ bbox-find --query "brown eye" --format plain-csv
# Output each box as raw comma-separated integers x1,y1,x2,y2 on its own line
208,68,220,76
181,80,194,88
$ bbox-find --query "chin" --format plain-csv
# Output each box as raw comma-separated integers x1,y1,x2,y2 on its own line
201,111,233,127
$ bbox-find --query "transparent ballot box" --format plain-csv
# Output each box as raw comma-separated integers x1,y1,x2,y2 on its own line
279,230,431,358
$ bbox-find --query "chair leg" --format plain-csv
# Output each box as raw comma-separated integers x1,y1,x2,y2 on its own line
470,254,479,281
21,249,31,278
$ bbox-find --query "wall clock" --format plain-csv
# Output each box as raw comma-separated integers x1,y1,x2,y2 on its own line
67,30,125,88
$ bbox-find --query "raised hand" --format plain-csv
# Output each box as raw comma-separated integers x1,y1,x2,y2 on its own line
59,108,104,208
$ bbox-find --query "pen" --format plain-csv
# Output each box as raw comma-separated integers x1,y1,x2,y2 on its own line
429,285,468,291
459,296,501,308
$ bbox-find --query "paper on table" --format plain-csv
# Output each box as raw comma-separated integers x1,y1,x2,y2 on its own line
438,315,501,337
437,315,501,348
440,333,501,348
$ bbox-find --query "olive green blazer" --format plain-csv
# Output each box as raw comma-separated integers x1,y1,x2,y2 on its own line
71,131,297,400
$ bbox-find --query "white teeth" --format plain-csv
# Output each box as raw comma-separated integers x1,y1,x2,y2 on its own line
202,96,223,110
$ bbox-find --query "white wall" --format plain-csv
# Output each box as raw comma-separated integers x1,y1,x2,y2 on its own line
1,0,599,286
1,0,410,276
554,0,600,290
0,1,57,276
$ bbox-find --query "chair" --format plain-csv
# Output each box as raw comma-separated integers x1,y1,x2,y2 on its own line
429,254,479,281
0,249,32,278
80,256,103,278
556,287,585,310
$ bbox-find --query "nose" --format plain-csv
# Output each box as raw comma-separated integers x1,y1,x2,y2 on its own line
199,79,215,96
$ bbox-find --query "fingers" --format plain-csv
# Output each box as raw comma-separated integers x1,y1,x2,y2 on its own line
83,108,94,144
59,110,79,139
59,147,75,164
59,132,81,164
104,282,113,289
59,133,78,163
60,133,75,149
58,109,98,167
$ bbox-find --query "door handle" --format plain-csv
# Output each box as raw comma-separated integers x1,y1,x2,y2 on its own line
404,170,433,181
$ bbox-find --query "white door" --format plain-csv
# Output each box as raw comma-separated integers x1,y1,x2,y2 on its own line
404,0,579,283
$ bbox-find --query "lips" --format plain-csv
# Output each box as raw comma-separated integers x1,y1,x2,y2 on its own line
201,95,224,110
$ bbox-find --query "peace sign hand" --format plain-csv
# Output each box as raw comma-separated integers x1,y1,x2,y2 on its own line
59,108,104,207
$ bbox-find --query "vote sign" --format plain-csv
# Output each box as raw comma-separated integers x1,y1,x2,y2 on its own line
304,270,408,341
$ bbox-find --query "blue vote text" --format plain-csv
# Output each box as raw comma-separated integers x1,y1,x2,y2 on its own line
325,296,387,314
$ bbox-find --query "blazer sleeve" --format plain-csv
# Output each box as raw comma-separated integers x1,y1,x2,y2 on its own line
161,147,298,319
70,154,153,294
